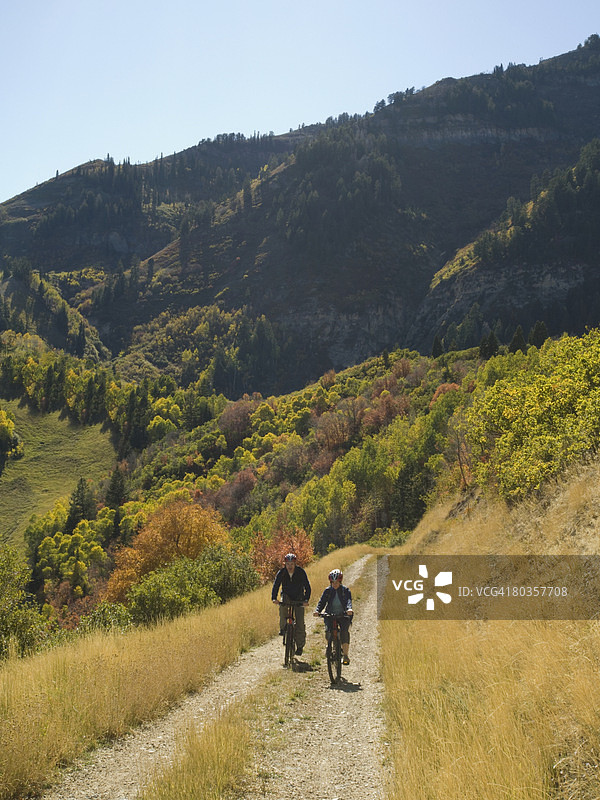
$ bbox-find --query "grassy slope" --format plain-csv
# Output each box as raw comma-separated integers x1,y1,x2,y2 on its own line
0,543,369,800
0,400,116,547
381,461,600,799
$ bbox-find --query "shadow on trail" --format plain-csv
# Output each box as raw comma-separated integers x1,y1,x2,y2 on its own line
327,678,362,692
289,660,316,673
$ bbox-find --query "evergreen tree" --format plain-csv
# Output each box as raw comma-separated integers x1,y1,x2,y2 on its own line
431,335,444,358
56,304,69,336
528,320,549,348
509,325,527,354
391,457,428,530
106,466,127,509
64,478,96,535
479,330,499,359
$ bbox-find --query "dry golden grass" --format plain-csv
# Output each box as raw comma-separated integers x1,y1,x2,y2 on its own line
382,460,600,799
0,544,370,800
138,714,251,800
382,618,600,799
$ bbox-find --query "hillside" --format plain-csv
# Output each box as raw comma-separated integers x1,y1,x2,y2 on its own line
0,400,115,546
409,137,600,349
2,36,600,385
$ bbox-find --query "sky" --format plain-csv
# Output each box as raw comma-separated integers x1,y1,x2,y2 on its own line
1,0,598,203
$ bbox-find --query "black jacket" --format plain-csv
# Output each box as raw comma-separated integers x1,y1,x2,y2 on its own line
271,565,311,602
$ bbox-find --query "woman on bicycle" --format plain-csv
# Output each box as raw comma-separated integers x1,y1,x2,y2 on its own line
314,569,353,664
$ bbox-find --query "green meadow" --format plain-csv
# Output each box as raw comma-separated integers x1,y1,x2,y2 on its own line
0,400,115,547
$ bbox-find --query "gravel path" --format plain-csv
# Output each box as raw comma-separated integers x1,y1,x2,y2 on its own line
41,555,387,800
239,554,388,800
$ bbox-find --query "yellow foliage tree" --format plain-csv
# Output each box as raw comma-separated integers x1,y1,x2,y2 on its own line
105,500,229,602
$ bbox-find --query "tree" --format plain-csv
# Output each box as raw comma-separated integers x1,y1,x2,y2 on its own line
38,525,106,598
56,304,69,336
146,257,155,287
431,335,444,358
104,500,230,603
391,455,429,530
0,545,49,658
74,321,86,357
251,526,314,582
0,408,15,459
64,478,96,535
106,466,127,509
508,325,527,354
243,179,253,212
528,320,549,349
479,330,499,360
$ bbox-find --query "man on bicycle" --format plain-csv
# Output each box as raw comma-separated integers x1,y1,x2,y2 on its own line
314,569,353,664
272,553,311,656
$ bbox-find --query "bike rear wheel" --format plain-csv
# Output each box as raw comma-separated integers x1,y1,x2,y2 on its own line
327,636,342,684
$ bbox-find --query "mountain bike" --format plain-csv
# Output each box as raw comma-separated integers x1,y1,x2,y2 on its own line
318,612,350,684
280,601,305,668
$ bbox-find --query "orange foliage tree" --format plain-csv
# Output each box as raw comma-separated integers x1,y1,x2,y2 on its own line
105,500,229,602
251,526,314,582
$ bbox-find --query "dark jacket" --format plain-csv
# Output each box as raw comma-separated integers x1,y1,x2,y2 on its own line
315,584,352,615
271,565,311,602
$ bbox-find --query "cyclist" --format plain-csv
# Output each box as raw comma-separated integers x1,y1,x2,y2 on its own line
271,553,311,656
314,569,353,664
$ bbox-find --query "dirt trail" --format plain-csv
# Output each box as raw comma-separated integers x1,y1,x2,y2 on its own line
239,554,388,800
41,555,388,800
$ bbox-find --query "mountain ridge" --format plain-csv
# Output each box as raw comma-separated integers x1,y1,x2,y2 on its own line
2,35,600,385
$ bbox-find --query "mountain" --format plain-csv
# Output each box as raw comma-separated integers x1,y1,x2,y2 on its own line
410,137,600,350
2,34,600,389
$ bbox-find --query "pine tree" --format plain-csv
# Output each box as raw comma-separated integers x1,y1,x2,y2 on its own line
509,325,527,354
106,467,127,509
528,320,549,348
64,478,96,535
431,335,444,358
479,330,499,359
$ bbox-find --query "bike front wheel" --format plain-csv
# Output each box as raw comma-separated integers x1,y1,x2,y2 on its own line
284,622,295,667
327,636,342,684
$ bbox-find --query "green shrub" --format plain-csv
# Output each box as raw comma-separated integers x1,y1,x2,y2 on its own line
193,545,260,600
78,600,133,634
0,545,50,658
126,559,220,624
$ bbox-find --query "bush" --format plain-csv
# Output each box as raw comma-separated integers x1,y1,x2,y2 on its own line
0,545,51,658
127,559,220,624
78,600,133,634
367,525,409,548
192,545,260,600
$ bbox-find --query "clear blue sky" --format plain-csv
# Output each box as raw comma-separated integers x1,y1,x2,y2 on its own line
1,0,598,203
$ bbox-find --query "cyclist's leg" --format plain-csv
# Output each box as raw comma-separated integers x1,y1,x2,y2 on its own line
294,605,306,650
340,619,351,663
278,601,287,635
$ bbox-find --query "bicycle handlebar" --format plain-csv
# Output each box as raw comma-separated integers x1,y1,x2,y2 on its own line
316,611,352,617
